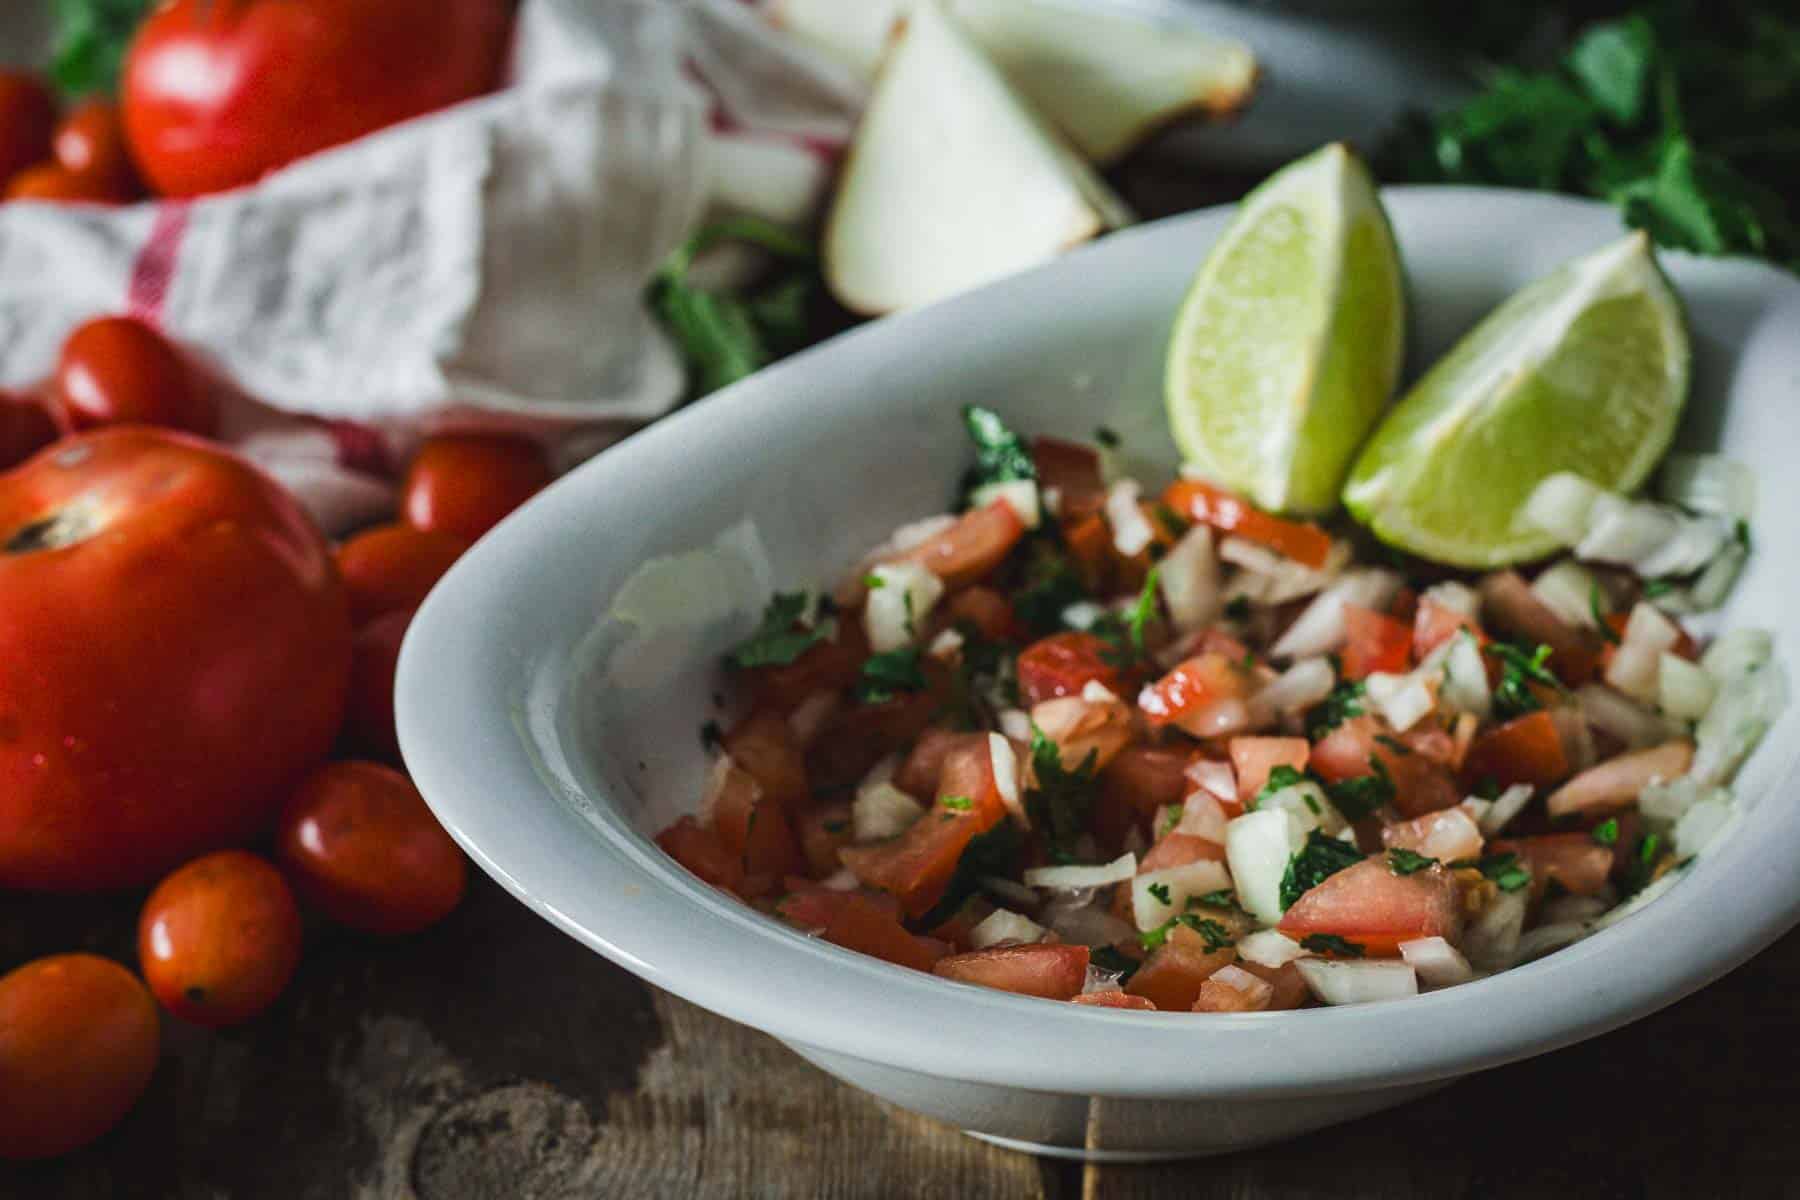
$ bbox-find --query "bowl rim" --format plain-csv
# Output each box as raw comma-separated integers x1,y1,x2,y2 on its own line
398,185,1800,1098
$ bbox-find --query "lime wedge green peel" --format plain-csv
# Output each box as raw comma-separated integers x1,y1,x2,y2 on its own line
1164,142,1405,516
1343,232,1689,569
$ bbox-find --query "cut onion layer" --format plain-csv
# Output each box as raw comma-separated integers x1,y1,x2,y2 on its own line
1296,959,1419,1006
1398,936,1474,988
1025,852,1136,891
969,908,1047,949
1236,928,1305,968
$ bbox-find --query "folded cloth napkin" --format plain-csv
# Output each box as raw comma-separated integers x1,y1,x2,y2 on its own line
0,0,857,533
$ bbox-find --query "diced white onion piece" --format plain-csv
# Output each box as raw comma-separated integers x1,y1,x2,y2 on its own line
1658,653,1716,722
997,707,1033,743
700,755,747,828
1551,705,1597,773
1576,683,1681,749
819,867,861,892
1701,628,1774,684
1660,453,1756,519
1420,580,1481,621
1516,921,1593,963
1185,759,1237,806
1270,569,1402,662
1636,776,1709,832
1224,810,1296,926
1025,852,1137,891
1634,515,1730,580
1175,789,1229,844
968,908,1047,949
1105,480,1153,557
1476,784,1534,837
1597,868,1684,928
1219,536,1349,605
979,875,1041,910
1684,539,1748,612
1170,696,1250,740
1236,928,1305,968
1080,964,1123,995
857,752,899,792
1249,657,1336,725
989,733,1025,825
1691,655,1787,787
1364,670,1435,733
863,561,944,653
1523,472,1605,546
1398,936,1474,988
888,513,957,552
1131,859,1233,932
1207,964,1273,1007
1081,679,1120,705
1158,525,1221,633
1531,560,1602,629
1672,792,1734,859
1464,889,1528,973
1440,631,1493,720
851,781,926,842
1257,780,1342,837
1050,905,1138,948
1296,959,1419,1006
1604,602,1681,701
1576,492,1680,565
970,479,1041,529
788,690,839,747
1061,600,1107,630
926,628,965,662
1041,486,1063,518
1542,894,1611,925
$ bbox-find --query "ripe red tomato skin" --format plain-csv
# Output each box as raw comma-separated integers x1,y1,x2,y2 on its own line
138,850,303,1028
4,162,122,203
52,99,142,198
276,761,466,935
122,0,513,198
0,392,58,469
0,428,352,891
402,433,552,542
0,953,160,1162
0,71,55,191
336,523,469,626
55,317,217,436
347,607,412,760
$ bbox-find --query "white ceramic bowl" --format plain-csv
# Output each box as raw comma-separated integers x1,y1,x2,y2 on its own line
397,189,1800,1160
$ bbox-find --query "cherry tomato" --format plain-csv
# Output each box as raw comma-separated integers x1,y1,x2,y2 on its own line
138,850,302,1027
347,606,412,760
0,954,159,1161
0,391,58,469
122,0,513,198
401,433,552,542
3,162,121,203
336,523,469,626
55,317,217,436
276,761,466,935
0,429,352,890
0,71,55,192
52,99,142,198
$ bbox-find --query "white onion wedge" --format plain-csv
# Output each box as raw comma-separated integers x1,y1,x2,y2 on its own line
1399,936,1474,988
1236,929,1305,968
968,908,1047,949
1225,810,1294,926
1025,852,1136,891
1296,959,1419,1006
1131,859,1232,932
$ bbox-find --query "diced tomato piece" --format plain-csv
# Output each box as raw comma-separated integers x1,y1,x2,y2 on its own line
1384,754,1464,819
1029,694,1134,774
1017,631,1121,707
1492,834,1613,898
1277,857,1462,955
933,943,1091,1000
1413,597,1482,660
1310,716,1461,818
805,684,942,791
1597,610,1700,675
1340,606,1413,680
1228,737,1310,805
1124,944,1235,1011
1308,715,1382,783
1071,990,1158,1010
707,759,801,883
1387,586,1419,626
818,893,946,972
1101,744,1193,822
1138,652,1250,730
942,586,1015,641
839,742,1007,918
1032,436,1106,523
892,499,1026,589
1063,514,1113,594
894,728,983,799
1161,479,1333,569
1138,832,1227,873
655,816,745,894
722,710,809,808
1400,724,1458,766
1193,968,1273,1013
775,887,853,931
1477,572,1600,686
1461,710,1570,791
795,802,853,877
925,893,996,951
1197,627,1252,661
1235,959,1310,1010
746,621,868,711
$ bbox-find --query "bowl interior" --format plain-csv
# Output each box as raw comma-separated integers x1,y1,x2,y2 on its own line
399,188,1800,1095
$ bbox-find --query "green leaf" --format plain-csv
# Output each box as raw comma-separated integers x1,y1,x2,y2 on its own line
1491,642,1563,719
1026,724,1099,864
1304,679,1366,740
962,405,1036,492
1300,933,1366,958
1472,852,1532,893
1612,138,1783,260
1278,831,1364,912
726,593,826,669
914,822,1023,930
854,648,927,705
1253,765,1309,809
1387,848,1439,875
1323,758,1394,823
1011,540,1092,635
50,0,152,99
1567,15,1657,125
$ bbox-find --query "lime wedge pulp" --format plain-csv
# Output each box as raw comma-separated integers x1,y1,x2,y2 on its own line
1343,232,1689,568
1164,143,1405,516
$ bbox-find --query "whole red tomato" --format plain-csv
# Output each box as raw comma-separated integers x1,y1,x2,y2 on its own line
55,316,217,436
0,392,58,470
276,761,466,935
0,954,160,1161
336,523,468,626
346,607,412,760
402,433,551,542
0,71,55,192
52,99,142,199
3,163,120,204
0,429,352,891
122,0,515,198
139,850,302,1027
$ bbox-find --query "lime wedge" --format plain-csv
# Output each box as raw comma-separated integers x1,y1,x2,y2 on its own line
1164,143,1405,515
1343,232,1689,568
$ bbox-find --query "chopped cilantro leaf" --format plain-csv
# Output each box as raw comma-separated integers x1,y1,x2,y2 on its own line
1474,852,1532,892
962,405,1035,493
1592,817,1620,846
854,648,926,704
1147,881,1172,906
726,592,826,669
1139,912,1234,953
1492,642,1564,718
1026,725,1100,864
941,794,973,812
1278,831,1365,911
1253,765,1309,809
1642,578,1675,598
1305,678,1366,740
1157,806,1182,839
1387,848,1438,875
1127,567,1161,658
1089,945,1140,982
1300,933,1366,958
1193,889,1239,911
1323,758,1394,823
1373,733,1413,756
914,822,1023,929
1224,596,1252,622
1620,832,1664,897
1591,584,1619,642
1094,426,1121,449
700,720,723,750
1012,541,1092,635
863,572,885,588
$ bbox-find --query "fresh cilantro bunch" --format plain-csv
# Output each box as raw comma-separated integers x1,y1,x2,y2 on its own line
1384,2,1800,269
